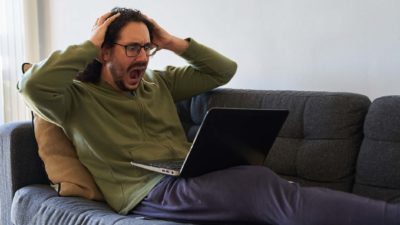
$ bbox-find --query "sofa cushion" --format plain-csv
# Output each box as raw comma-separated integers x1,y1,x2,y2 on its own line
34,115,104,201
353,96,400,202
181,89,370,192
12,185,192,225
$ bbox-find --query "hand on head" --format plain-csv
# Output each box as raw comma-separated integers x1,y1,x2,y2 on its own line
143,14,189,54
90,12,120,49
141,14,173,50
89,9,189,57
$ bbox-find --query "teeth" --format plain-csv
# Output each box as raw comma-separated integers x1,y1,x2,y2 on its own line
128,67,146,79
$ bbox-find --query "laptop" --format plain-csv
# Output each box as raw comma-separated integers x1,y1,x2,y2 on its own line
130,107,289,177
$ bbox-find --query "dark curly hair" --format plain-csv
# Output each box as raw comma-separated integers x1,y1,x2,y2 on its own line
76,7,154,83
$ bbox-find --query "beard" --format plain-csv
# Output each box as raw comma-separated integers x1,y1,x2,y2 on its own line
114,79,128,91
109,61,148,91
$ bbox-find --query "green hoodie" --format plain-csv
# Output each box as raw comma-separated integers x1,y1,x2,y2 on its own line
18,39,237,214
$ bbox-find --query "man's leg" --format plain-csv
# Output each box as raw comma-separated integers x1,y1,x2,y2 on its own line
132,165,399,225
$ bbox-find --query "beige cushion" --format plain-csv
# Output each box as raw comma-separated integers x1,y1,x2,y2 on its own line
34,115,104,201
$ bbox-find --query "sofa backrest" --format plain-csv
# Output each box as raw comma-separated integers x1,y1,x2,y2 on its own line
176,88,371,192
353,96,400,202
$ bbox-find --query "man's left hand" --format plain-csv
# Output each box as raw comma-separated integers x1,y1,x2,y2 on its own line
144,14,189,55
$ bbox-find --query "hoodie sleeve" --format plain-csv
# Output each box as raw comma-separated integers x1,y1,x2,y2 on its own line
156,38,238,102
18,41,98,125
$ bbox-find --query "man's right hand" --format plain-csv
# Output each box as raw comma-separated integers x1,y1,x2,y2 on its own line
89,12,120,49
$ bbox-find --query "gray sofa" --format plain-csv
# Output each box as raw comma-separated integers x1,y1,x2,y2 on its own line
2,88,400,225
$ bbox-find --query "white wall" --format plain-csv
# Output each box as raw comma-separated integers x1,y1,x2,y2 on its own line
36,0,400,100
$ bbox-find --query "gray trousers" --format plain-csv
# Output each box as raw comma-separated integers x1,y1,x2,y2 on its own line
132,165,399,225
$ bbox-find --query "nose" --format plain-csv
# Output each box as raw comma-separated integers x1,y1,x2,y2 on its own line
135,48,148,61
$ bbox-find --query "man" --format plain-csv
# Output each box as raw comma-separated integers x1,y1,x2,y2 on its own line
19,7,400,225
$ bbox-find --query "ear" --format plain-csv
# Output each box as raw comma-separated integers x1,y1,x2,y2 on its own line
99,47,112,63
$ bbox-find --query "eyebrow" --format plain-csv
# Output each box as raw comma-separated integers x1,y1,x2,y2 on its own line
121,42,152,46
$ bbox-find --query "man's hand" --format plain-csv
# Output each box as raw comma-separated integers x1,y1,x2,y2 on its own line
144,15,189,55
90,12,120,49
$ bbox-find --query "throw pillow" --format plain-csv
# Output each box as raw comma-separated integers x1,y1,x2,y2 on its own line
34,114,104,201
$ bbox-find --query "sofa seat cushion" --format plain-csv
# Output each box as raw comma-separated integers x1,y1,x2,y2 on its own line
11,185,193,225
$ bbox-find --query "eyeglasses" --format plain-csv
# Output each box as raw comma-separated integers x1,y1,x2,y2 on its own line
113,42,159,57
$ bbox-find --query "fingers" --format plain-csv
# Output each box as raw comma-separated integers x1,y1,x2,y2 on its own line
141,13,150,21
89,12,120,48
141,14,172,50
142,13,153,22
97,12,113,25
93,12,120,30
142,13,159,28
102,12,120,26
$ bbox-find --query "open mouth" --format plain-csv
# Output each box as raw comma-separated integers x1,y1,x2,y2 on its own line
128,68,146,84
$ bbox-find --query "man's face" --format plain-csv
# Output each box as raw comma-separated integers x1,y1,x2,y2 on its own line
103,22,151,91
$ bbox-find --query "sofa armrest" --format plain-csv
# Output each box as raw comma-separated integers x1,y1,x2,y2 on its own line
1,121,48,225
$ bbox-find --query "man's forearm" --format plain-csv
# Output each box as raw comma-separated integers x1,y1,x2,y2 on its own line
18,41,98,124
163,36,189,55
159,39,237,102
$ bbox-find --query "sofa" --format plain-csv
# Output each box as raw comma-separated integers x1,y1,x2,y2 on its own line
2,88,400,225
